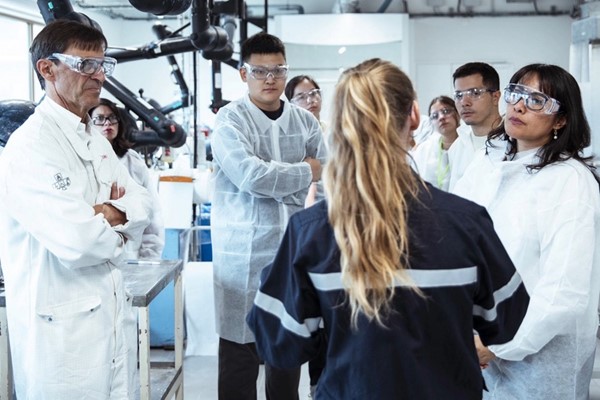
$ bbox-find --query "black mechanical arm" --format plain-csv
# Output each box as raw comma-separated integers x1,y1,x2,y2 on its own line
36,0,236,148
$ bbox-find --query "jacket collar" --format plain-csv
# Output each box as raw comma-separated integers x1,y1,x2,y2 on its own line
242,93,291,132
38,97,93,161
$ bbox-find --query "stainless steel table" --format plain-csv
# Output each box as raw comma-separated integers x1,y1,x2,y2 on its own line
0,259,184,400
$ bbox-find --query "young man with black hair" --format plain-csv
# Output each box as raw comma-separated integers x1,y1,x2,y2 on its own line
210,32,326,399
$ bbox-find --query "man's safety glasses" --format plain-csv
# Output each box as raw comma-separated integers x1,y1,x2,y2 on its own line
243,63,288,80
453,87,496,102
503,83,561,115
92,115,119,126
429,107,454,121
49,53,117,77
291,89,321,106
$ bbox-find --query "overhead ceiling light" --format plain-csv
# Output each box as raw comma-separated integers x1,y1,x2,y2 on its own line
338,46,347,55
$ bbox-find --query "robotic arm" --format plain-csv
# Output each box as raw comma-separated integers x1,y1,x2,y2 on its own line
36,0,234,148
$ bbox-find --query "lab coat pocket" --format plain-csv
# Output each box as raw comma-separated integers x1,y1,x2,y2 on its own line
37,295,102,322
35,295,113,380
36,295,106,352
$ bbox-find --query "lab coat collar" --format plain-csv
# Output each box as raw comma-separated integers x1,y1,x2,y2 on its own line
242,93,291,132
38,97,94,161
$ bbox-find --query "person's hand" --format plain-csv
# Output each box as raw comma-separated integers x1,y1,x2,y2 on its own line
304,157,322,182
305,183,317,208
110,182,125,199
474,335,496,369
93,182,128,227
93,203,127,227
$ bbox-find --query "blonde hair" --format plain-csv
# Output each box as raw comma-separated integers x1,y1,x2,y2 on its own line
324,58,421,327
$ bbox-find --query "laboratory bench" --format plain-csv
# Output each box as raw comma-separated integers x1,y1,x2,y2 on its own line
0,259,184,400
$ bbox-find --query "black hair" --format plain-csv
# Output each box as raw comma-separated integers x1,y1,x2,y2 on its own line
284,75,320,101
30,20,107,90
452,62,500,91
240,32,286,64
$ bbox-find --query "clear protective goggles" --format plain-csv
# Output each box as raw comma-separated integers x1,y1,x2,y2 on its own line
504,83,561,114
453,87,496,102
49,53,117,77
291,88,321,106
91,114,119,126
429,107,454,120
243,63,288,80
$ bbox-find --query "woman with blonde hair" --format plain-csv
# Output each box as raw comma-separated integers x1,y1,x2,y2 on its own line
247,58,529,399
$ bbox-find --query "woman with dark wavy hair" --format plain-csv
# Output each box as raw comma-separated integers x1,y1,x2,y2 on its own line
248,59,529,399
454,63,600,399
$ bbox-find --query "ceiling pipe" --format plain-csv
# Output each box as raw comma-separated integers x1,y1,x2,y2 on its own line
410,9,570,17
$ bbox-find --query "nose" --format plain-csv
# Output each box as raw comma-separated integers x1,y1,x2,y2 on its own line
264,71,275,81
102,118,112,126
512,96,526,112
91,67,106,81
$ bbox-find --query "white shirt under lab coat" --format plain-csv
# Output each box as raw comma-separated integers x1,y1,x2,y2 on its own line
0,97,152,399
411,132,451,191
119,149,164,260
211,94,326,343
447,126,488,191
453,144,600,399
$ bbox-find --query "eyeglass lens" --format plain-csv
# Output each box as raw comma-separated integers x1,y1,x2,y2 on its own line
429,108,453,120
93,115,119,126
504,84,550,112
244,63,288,80
292,89,321,105
51,53,117,77
453,88,492,101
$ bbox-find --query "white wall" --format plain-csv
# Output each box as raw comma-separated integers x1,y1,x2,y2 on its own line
411,16,572,112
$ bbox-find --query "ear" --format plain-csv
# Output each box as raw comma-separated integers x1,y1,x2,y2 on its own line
491,90,501,106
240,67,248,83
553,115,567,131
408,100,420,131
37,59,55,83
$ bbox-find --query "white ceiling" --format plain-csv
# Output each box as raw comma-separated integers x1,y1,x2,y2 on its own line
72,0,579,20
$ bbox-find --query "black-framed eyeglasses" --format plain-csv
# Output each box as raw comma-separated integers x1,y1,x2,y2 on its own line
453,87,496,102
429,107,454,120
92,114,119,126
48,53,117,77
504,83,561,115
242,63,289,80
291,88,321,106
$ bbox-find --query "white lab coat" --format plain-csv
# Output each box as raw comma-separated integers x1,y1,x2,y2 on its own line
453,145,600,400
410,132,451,191
211,94,326,343
120,149,164,260
447,126,488,191
0,98,152,399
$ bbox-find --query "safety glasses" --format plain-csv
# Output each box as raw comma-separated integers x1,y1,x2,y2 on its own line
429,107,454,121
291,88,321,106
49,53,117,77
504,83,561,115
453,87,496,102
243,63,288,80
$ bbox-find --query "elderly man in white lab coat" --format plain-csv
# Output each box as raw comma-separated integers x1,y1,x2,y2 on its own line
211,32,326,400
0,21,151,399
